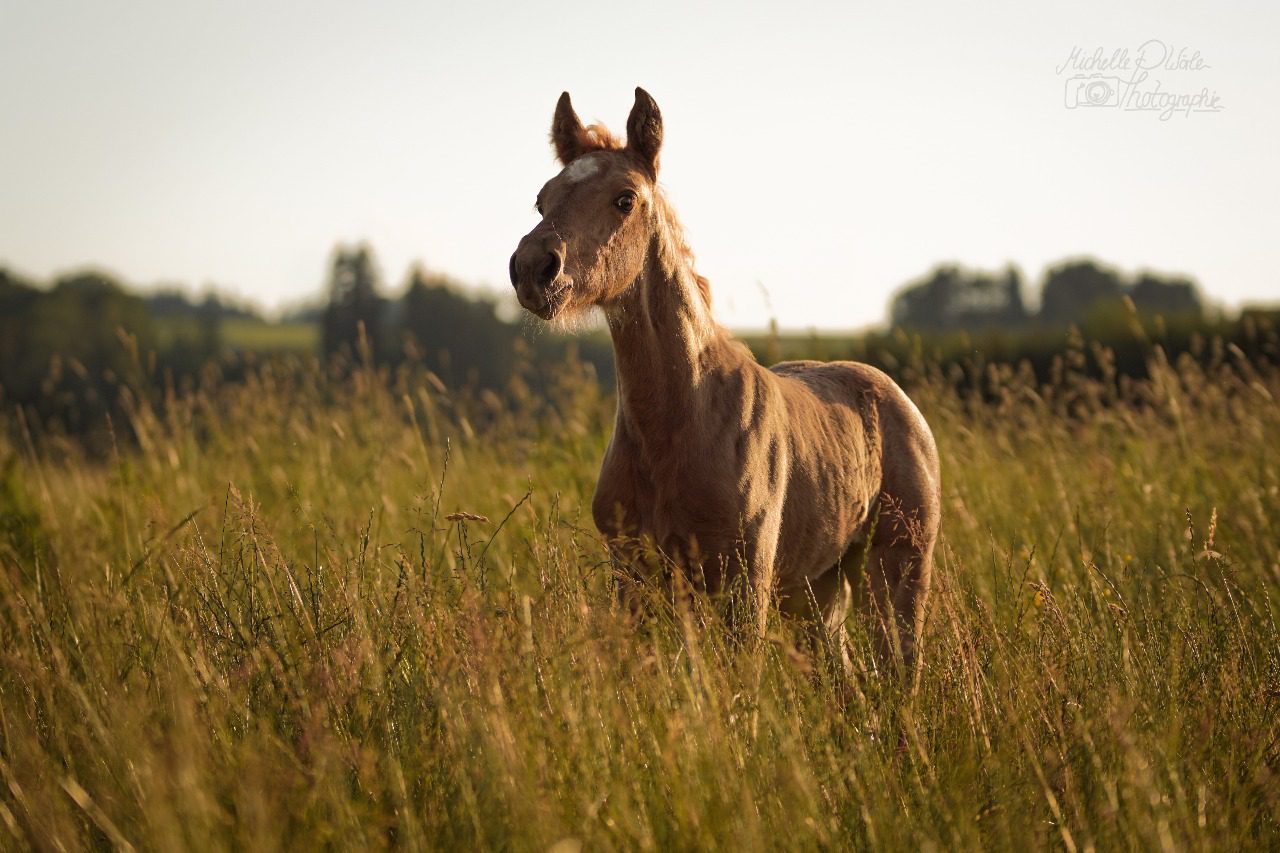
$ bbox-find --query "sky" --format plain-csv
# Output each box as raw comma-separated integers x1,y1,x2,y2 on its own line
2,0,1278,330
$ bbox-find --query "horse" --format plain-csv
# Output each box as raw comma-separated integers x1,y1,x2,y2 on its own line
509,88,941,678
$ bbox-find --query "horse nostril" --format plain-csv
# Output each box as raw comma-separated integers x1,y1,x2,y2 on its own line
538,252,562,287
508,252,519,288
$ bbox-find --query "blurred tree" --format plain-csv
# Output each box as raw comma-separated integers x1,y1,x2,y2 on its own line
890,266,954,331
0,270,40,399
398,265,515,387
891,264,1029,332
322,244,385,360
1129,272,1203,319
1040,260,1124,327
146,288,259,322
0,270,154,436
142,287,226,373
30,272,154,383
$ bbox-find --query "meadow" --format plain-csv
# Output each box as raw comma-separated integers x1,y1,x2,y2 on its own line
0,330,1277,851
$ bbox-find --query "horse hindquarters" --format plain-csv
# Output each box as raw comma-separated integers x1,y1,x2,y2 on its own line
858,413,940,685
857,500,935,683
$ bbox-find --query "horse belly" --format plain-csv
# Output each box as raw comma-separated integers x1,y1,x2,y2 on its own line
774,441,879,584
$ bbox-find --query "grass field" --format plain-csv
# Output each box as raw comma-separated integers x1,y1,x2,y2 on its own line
220,319,319,353
152,317,320,354
1,338,1278,850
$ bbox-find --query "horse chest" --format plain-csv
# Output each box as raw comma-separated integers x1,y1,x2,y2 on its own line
591,427,754,548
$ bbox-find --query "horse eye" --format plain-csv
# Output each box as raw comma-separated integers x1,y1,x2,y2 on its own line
615,192,635,213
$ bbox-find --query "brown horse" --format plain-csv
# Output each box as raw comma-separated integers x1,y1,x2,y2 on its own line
509,88,940,677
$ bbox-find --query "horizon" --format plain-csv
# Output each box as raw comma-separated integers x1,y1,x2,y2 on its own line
0,249,1256,335
3,1,1278,329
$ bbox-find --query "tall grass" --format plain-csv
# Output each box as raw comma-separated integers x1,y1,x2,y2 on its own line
1,334,1277,850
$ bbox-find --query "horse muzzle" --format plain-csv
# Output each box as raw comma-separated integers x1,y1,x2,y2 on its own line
510,234,570,319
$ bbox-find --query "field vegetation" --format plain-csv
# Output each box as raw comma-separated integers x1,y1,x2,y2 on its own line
1,326,1278,850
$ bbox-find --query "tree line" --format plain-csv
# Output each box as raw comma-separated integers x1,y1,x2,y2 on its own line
315,243,613,389
2,247,1273,445
0,247,613,440
889,259,1203,333
1,268,228,435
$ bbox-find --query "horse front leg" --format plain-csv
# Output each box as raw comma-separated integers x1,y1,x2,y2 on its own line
608,537,646,618
604,528,672,621
745,535,778,640
741,499,786,640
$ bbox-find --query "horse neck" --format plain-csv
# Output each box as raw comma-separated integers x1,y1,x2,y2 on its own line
604,224,722,447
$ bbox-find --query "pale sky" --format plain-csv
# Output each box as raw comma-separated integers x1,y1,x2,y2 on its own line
2,0,1277,329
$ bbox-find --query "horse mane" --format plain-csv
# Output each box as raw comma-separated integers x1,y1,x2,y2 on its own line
654,189,713,311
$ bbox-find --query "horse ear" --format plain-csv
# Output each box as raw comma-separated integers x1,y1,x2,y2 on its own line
550,92,585,166
626,87,663,176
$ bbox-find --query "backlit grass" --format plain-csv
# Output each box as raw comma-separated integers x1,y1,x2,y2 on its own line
1,338,1277,850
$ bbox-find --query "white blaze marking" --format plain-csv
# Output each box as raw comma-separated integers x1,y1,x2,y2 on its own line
564,156,600,183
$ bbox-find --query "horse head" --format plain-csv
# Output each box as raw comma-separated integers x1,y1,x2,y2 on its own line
509,88,665,321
